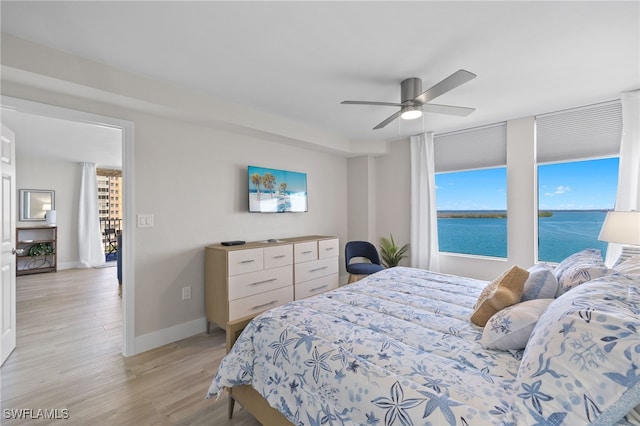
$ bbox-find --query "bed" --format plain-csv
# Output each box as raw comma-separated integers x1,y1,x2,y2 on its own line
208,252,640,425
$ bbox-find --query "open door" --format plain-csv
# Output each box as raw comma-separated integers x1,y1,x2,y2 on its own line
1,124,17,366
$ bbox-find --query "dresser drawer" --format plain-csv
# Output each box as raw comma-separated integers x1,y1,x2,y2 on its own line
228,248,264,276
229,285,293,321
294,241,318,263
295,257,338,283
295,274,338,299
228,265,292,301
264,244,293,269
318,238,339,259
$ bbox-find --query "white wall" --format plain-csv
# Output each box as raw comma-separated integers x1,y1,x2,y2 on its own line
373,140,411,266
2,35,348,351
347,155,374,241
131,113,348,334
16,156,82,269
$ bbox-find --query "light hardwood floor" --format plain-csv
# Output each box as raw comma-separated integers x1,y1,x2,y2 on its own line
1,267,261,425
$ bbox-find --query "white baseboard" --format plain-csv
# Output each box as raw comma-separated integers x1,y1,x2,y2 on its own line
57,261,85,270
134,317,207,355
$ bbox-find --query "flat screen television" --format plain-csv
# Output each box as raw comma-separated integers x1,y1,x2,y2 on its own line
248,165,308,213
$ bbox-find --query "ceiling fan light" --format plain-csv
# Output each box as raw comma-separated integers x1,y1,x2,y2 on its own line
400,106,422,120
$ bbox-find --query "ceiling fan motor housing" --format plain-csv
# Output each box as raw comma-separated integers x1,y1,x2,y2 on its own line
401,78,422,104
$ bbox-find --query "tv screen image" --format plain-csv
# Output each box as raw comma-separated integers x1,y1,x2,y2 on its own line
248,166,308,213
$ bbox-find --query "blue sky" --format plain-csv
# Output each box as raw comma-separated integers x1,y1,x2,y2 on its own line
435,157,619,211
248,166,307,192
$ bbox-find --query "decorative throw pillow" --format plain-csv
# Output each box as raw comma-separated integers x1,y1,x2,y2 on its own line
521,264,558,301
507,275,640,425
613,254,640,276
553,249,609,297
481,299,553,350
470,265,529,327
613,246,640,268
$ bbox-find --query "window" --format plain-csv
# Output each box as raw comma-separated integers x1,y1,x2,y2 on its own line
434,123,508,258
436,167,507,257
538,158,619,262
536,101,622,262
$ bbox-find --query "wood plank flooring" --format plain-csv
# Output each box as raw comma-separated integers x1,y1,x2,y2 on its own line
0,267,261,425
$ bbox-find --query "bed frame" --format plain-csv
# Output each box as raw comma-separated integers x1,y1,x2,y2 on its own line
225,317,293,425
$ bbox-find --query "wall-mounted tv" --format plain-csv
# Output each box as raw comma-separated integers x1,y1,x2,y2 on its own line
248,165,308,213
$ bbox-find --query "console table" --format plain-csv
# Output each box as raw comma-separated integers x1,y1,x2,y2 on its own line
16,225,57,276
204,235,339,340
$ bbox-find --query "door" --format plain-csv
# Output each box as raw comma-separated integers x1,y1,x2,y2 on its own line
1,124,17,366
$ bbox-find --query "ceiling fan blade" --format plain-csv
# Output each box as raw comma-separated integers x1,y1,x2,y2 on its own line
373,110,402,130
341,100,403,107
422,103,475,117
413,69,476,104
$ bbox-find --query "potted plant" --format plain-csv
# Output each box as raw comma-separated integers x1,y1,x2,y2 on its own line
379,234,409,268
28,242,53,257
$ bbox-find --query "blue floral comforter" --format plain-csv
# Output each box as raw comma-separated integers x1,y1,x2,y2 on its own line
207,267,524,425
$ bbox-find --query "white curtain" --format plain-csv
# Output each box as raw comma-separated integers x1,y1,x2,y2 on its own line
78,162,105,267
605,90,640,266
410,132,440,271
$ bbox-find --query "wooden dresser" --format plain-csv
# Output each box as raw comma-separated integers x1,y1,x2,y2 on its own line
205,235,339,340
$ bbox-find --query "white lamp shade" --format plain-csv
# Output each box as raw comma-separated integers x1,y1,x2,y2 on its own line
45,210,57,225
598,211,640,245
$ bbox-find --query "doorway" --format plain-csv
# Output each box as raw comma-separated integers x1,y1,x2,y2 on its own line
0,96,135,356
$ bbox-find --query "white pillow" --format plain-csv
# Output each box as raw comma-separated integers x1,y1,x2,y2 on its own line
554,249,609,296
481,299,553,350
522,264,558,301
613,254,640,276
507,275,640,425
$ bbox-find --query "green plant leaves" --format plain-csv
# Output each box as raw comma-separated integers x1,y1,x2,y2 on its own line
28,242,54,257
379,234,409,268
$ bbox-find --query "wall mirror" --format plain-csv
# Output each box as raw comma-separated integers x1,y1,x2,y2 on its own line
19,189,55,221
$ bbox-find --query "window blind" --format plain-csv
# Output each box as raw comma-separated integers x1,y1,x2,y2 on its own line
434,122,507,173
536,100,622,163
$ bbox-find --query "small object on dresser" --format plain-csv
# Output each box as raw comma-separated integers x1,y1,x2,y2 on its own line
221,240,246,246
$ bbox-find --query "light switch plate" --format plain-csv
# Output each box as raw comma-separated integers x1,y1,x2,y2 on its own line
137,213,154,228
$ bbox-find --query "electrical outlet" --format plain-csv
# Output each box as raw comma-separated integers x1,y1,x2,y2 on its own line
182,286,191,300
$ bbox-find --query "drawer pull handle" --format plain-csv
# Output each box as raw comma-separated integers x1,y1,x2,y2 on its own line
302,250,313,254
324,247,334,251
252,300,278,310
310,266,328,272
250,278,277,286
309,284,328,292
273,255,286,259
240,259,255,264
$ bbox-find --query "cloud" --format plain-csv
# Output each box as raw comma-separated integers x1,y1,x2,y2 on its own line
545,185,571,197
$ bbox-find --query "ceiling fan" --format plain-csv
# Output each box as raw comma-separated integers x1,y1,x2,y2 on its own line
341,69,477,130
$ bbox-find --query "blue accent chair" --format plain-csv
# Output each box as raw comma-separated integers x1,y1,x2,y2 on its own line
345,241,385,283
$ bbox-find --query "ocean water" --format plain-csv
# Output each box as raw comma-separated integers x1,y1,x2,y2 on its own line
437,210,609,263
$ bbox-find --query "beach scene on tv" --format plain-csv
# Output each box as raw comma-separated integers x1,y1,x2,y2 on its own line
248,166,308,212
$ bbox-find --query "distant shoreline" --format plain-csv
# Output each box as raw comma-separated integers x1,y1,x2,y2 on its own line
437,209,610,219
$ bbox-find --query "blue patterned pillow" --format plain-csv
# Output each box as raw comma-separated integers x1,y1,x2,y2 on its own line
554,249,609,297
481,299,553,350
508,275,640,425
522,264,558,301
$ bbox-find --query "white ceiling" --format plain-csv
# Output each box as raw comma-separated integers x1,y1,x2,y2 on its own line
1,1,639,159
2,109,123,168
